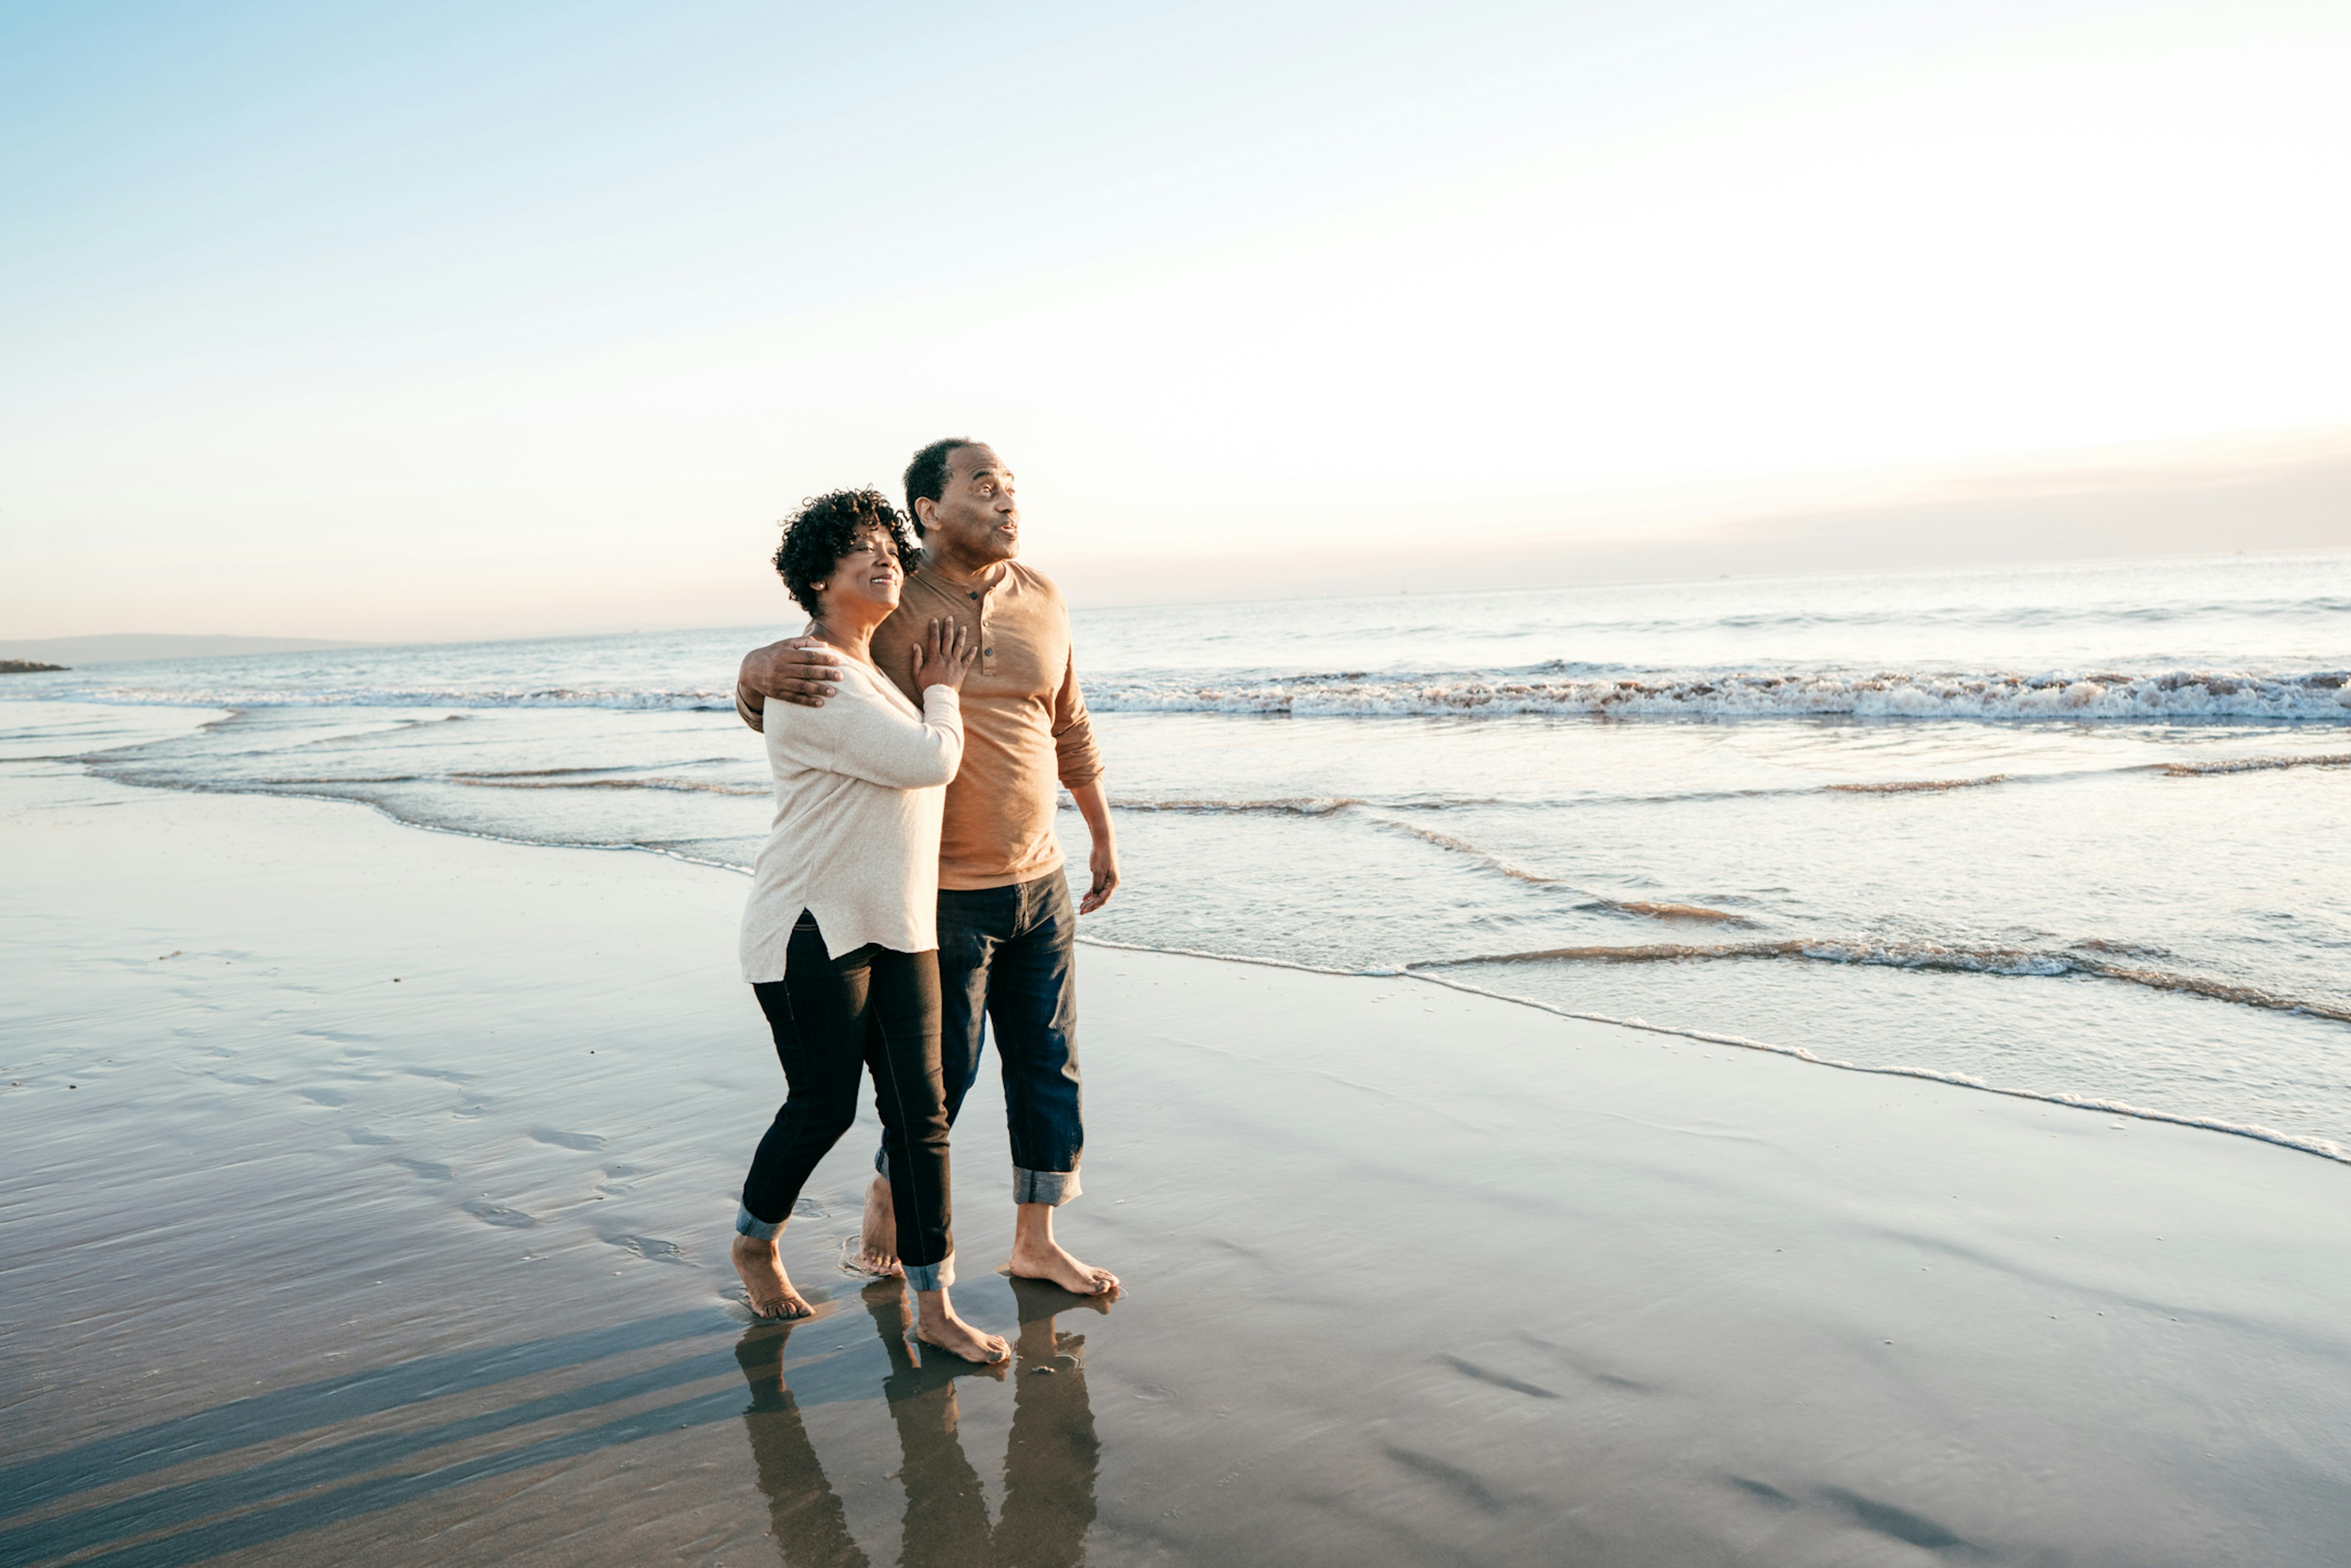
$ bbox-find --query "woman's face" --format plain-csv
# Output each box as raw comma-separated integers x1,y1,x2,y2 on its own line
819,526,905,619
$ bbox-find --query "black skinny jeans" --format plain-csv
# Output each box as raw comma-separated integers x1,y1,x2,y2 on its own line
741,913,954,1280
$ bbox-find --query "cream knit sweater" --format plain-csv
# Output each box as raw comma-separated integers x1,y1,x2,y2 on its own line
738,658,964,983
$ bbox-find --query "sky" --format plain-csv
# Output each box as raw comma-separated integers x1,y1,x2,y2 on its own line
3,0,2348,642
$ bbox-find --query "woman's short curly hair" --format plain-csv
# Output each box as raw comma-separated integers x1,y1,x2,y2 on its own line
771,488,920,618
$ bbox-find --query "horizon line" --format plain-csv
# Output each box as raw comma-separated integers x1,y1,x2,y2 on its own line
7,544,2343,659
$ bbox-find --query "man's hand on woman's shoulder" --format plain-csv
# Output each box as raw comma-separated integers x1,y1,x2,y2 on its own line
738,637,846,724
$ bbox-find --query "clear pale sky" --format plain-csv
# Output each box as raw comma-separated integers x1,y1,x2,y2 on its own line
4,1,2348,641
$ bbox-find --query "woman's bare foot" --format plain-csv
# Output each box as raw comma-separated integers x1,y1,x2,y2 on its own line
857,1176,902,1276
732,1233,815,1320
913,1291,1011,1365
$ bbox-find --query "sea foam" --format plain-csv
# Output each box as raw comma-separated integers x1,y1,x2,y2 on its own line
24,666,2351,722
1086,666,2351,721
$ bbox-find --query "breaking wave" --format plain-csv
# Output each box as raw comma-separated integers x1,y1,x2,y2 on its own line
31,682,738,711
1374,819,1561,882
1397,968,2351,1165
450,770,765,797
1359,817,1758,922
454,776,766,796
1599,900,1755,924
2164,752,2351,776
28,664,2351,724
1420,939,2351,1024
1108,796,1365,816
1088,666,2351,721
1826,774,2008,793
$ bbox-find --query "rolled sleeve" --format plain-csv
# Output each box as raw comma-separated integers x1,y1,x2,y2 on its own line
1050,648,1104,789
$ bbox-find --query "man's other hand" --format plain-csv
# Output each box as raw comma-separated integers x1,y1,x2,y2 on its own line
1067,779,1120,913
1080,839,1121,914
740,637,845,713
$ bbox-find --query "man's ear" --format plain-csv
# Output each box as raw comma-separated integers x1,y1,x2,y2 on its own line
913,497,936,534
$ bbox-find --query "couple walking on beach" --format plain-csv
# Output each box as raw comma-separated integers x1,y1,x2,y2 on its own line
726,438,1120,1365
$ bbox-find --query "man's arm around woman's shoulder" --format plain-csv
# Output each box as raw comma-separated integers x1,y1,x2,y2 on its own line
736,636,847,731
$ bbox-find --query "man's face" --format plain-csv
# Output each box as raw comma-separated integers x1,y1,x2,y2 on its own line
918,445,1019,566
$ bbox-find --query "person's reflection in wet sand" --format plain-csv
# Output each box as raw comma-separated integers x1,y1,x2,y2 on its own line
735,1318,869,1568
991,1275,1103,1568
737,1277,1107,1567
867,1279,1003,1567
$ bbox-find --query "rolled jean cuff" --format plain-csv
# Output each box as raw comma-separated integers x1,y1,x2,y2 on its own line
902,1251,956,1292
1013,1166,1081,1206
735,1201,784,1242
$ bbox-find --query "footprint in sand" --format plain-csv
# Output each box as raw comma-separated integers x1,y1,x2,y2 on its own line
462,1199,536,1228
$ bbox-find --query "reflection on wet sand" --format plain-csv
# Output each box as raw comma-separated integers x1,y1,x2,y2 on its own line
737,1277,1105,1567
0,1311,750,1566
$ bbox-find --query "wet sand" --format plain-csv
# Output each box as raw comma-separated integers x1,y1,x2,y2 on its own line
5,760,2351,1566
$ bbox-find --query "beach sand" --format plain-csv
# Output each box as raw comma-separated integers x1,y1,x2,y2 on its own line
5,757,2350,1566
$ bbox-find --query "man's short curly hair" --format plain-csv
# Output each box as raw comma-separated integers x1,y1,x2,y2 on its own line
771,488,919,618
904,437,978,533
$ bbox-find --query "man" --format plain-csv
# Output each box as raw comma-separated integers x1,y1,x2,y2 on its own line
737,438,1120,1297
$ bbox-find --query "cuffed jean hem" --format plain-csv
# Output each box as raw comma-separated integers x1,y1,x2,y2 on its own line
902,1251,956,1292
1013,1167,1081,1206
735,1202,784,1241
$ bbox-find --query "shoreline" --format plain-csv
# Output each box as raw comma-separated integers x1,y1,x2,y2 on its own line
42,713,2351,1174
1078,932,2351,1167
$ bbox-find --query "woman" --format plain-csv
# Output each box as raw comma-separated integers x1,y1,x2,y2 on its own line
730,486,1007,1365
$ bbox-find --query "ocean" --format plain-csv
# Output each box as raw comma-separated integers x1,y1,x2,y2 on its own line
7,550,2347,1157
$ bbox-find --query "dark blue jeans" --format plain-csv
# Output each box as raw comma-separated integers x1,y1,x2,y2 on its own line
741,913,956,1289
880,871,1084,1206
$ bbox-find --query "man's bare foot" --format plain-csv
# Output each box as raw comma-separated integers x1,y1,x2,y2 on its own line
731,1234,814,1320
856,1176,902,1277
1007,1234,1120,1298
913,1299,1011,1365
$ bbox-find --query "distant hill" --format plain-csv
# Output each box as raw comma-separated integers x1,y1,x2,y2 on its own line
0,634,383,665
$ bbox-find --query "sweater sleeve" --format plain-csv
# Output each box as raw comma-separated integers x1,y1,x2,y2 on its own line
1050,644,1104,789
771,674,964,789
